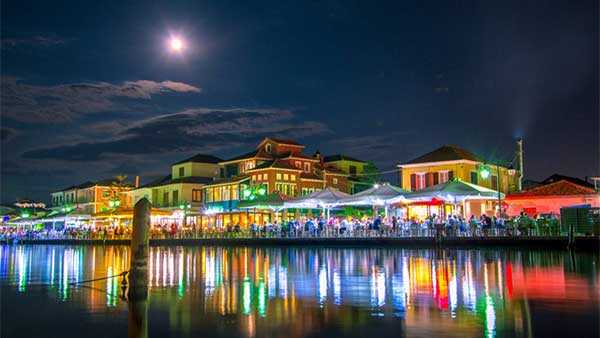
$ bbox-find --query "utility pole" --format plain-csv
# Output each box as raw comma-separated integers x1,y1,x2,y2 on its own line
517,139,524,191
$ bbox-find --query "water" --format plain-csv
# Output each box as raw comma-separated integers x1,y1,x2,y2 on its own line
0,245,598,338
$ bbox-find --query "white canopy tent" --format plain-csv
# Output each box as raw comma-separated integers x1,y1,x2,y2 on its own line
285,187,350,220
341,183,409,219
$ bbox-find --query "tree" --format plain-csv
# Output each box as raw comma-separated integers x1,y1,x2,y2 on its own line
363,161,382,185
109,175,131,202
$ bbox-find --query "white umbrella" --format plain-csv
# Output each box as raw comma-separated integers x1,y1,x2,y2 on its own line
285,187,350,219
341,183,409,220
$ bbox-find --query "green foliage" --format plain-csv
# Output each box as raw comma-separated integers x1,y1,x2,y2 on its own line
363,161,382,184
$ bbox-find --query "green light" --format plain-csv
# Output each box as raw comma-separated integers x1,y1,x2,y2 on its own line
480,166,490,179
243,189,251,197
258,187,266,196
108,200,115,207
21,212,30,218
179,204,185,210
115,200,120,206
187,204,191,209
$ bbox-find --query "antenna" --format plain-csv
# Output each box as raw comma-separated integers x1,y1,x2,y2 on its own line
517,138,524,191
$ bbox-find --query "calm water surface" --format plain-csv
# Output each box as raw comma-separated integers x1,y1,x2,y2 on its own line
0,245,598,338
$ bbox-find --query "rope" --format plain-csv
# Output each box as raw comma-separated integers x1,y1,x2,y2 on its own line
69,270,129,285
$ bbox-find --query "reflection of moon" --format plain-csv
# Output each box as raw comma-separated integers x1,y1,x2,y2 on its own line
170,38,183,51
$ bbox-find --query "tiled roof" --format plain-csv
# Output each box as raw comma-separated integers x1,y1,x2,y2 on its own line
507,180,599,198
202,175,250,187
222,149,274,163
172,154,223,165
280,152,318,161
300,172,323,181
401,145,480,165
138,175,172,188
251,159,302,171
264,137,304,146
541,174,594,188
323,154,367,163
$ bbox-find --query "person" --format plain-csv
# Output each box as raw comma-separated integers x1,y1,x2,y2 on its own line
483,214,492,237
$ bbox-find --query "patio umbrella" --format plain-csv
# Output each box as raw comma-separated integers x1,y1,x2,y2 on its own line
341,183,409,219
404,178,504,202
285,187,350,219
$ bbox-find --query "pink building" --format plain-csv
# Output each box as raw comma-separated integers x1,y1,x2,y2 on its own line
505,180,600,216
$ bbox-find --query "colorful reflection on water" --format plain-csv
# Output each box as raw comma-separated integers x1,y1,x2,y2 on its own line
0,245,598,338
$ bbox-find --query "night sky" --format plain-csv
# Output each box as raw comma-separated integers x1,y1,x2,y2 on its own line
1,0,598,203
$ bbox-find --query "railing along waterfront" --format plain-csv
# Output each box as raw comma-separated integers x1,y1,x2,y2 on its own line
1,222,571,242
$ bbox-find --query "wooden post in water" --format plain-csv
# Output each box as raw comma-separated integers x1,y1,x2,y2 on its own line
128,198,150,338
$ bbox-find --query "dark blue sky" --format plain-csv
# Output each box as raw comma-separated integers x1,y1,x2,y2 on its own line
1,0,598,203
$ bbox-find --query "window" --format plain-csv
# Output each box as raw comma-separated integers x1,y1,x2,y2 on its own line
283,173,289,181
265,143,272,153
179,167,185,177
470,171,478,185
291,174,296,181
263,174,268,180
295,161,302,169
252,175,256,182
304,163,310,173
163,192,169,206
491,175,498,190
438,171,449,184
333,178,338,184
349,165,357,175
415,173,426,190
192,189,202,202
102,190,110,198
276,173,282,180
172,190,179,205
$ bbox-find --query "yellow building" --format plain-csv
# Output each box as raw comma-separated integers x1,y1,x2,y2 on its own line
397,145,520,194
322,154,370,194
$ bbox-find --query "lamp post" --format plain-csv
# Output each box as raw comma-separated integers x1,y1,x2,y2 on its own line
178,202,192,235
61,205,72,230
108,198,121,228
478,164,504,217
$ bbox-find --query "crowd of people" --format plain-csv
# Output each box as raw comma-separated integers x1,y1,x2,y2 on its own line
0,212,562,242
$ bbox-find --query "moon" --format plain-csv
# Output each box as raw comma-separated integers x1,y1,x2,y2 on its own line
169,37,184,52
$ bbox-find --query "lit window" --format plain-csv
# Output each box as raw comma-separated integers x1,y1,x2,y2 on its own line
263,174,268,180
416,174,426,190
438,171,449,183
252,175,256,182
265,143,272,153
291,175,296,181
333,178,338,184
295,161,302,168
304,163,310,173
276,173,282,180
283,174,289,180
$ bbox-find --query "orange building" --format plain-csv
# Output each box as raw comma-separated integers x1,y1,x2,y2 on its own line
200,137,349,228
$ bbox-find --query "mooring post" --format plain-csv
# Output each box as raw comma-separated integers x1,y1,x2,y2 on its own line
128,198,150,338
567,223,575,249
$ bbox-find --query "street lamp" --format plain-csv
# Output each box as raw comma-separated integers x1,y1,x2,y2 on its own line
179,201,192,235
108,199,121,208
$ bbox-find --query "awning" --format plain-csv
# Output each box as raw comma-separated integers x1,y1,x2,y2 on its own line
92,207,174,218
404,178,504,203
342,183,409,206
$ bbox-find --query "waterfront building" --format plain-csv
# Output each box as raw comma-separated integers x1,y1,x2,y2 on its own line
505,179,600,216
322,154,371,194
397,145,520,194
200,137,350,228
50,178,134,215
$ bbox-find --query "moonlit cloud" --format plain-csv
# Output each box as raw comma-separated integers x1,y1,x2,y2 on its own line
22,108,329,161
0,77,202,123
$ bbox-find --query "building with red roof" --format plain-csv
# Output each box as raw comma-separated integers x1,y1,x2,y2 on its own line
505,180,599,216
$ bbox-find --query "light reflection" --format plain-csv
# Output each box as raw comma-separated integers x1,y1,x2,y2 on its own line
1,246,597,338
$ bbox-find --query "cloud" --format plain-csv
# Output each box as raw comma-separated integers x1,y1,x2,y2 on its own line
0,127,18,142
1,77,202,123
22,108,329,161
1,33,69,49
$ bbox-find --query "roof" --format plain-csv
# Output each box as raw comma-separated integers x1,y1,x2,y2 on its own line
221,149,274,163
262,137,304,147
280,152,319,161
250,159,302,171
541,174,595,188
140,175,214,188
202,175,250,187
400,145,481,165
508,180,599,198
323,154,367,163
138,175,172,188
172,154,223,165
